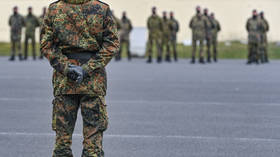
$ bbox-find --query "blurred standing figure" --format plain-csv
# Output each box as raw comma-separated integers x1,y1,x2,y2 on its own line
203,8,213,63
119,11,133,61
41,0,119,156
161,11,173,62
146,7,163,63
259,11,270,63
169,11,179,62
24,7,40,60
246,10,263,64
39,7,47,59
112,11,122,61
8,6,25,61
189,6,208,64
210,13,221,62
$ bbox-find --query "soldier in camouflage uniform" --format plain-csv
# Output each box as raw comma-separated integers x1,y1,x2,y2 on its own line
161,11,173,62
169,11,179,62
259,11,270,63
24,7,40,60
39,7,47,59
203,8,213,63
210,13,221,62
146,7,163,63
189,6,208,64
246,10,263,64
40,0,119,156
8,6,25,61
119,11,133,61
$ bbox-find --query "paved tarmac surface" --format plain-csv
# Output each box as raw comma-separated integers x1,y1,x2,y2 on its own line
0,57,280,157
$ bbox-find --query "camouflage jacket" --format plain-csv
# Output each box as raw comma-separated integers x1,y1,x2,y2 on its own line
246,17,264,44
25,13,40,37
170,17,179,40
147,14,163,39
189,14,208,40
210,18,221,39
9,13,25,41
162,18,172,38
120,17,133,41
40,0,119,96
259,17,269,43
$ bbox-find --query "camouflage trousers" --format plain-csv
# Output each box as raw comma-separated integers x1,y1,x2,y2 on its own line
248,43,259,63
52,94,108,157
170,38,178,61
211,37,218,61
205,37,211,61
24,35,36,59
161,34,170,58
147,37,162,58
11,40,22,57
117,39,131,61
192,39,204,58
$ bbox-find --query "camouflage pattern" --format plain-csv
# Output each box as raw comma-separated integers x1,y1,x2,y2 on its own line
169,16,179,61
9,13,25,59
24,13,40,59
259,17,269,62
161,16,173,61
146,14,163,61
52,95,108,157
39,11,47,59
118,16,133,60
41,0,119,156
189,13,208,62
203,15,213,62
41,0,119,97
246,17,263,63
210,17,221,62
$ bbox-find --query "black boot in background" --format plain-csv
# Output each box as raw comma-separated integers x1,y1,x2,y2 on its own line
157,56,162,63
19,54,23,61
9,55,15,61
199,57,205,64
146,56,152,63
190,57,195,64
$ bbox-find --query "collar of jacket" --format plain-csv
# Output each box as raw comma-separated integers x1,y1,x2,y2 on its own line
62,0,91,4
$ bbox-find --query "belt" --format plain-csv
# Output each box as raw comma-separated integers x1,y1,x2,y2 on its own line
63,52,95,64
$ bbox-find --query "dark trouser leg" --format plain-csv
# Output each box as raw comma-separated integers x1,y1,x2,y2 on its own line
191,39,197,63
24,36,29,60
32,36,36,60
264,43,269,62
199,40,205,64
80,96,108,157
10,41,16,61
212,39,217,62
146,39,153,63
126,40,131,61
16,41,23,60
206,38,211,62
172,41,177,61
52,95,80,157
156,39,162,63
115,41,122,61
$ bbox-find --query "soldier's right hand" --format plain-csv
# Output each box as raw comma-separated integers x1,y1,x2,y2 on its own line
67,65,85,84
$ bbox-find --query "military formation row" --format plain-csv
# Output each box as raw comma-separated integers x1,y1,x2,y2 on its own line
8,6,47,61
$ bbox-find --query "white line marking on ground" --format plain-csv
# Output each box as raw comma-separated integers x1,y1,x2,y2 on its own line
0,132,279,143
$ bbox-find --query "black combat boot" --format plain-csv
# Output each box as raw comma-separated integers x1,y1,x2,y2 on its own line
157,56,162,63
207,57,211,63
190,57,195,64
19,54,23,61
199,57,205,64
146,56,152,63
165,55,171,62
9,55,15,61
213,56,217,62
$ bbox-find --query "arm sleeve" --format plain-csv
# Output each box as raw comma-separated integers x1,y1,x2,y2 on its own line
176,20,179,32
246,20,250,32
40,8,70,75
217,21,221,31
8,16,11,26
265,20,269,32
189,18,193,29
82,7,119,73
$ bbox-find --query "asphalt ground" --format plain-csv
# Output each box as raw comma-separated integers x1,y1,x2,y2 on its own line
0,57,280,157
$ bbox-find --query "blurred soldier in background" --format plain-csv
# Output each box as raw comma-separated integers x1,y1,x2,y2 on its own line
39,7,47,59
203,8,213,63
189,6,207,64
161,11,172,62
246,10,263,64
169,11,179,62
41,0,119,156
146,7,163,63
259,11,270,63
112,10,123,61
24,7,40,60
8,6,25,61
119,11,133,61
210,13,221,62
